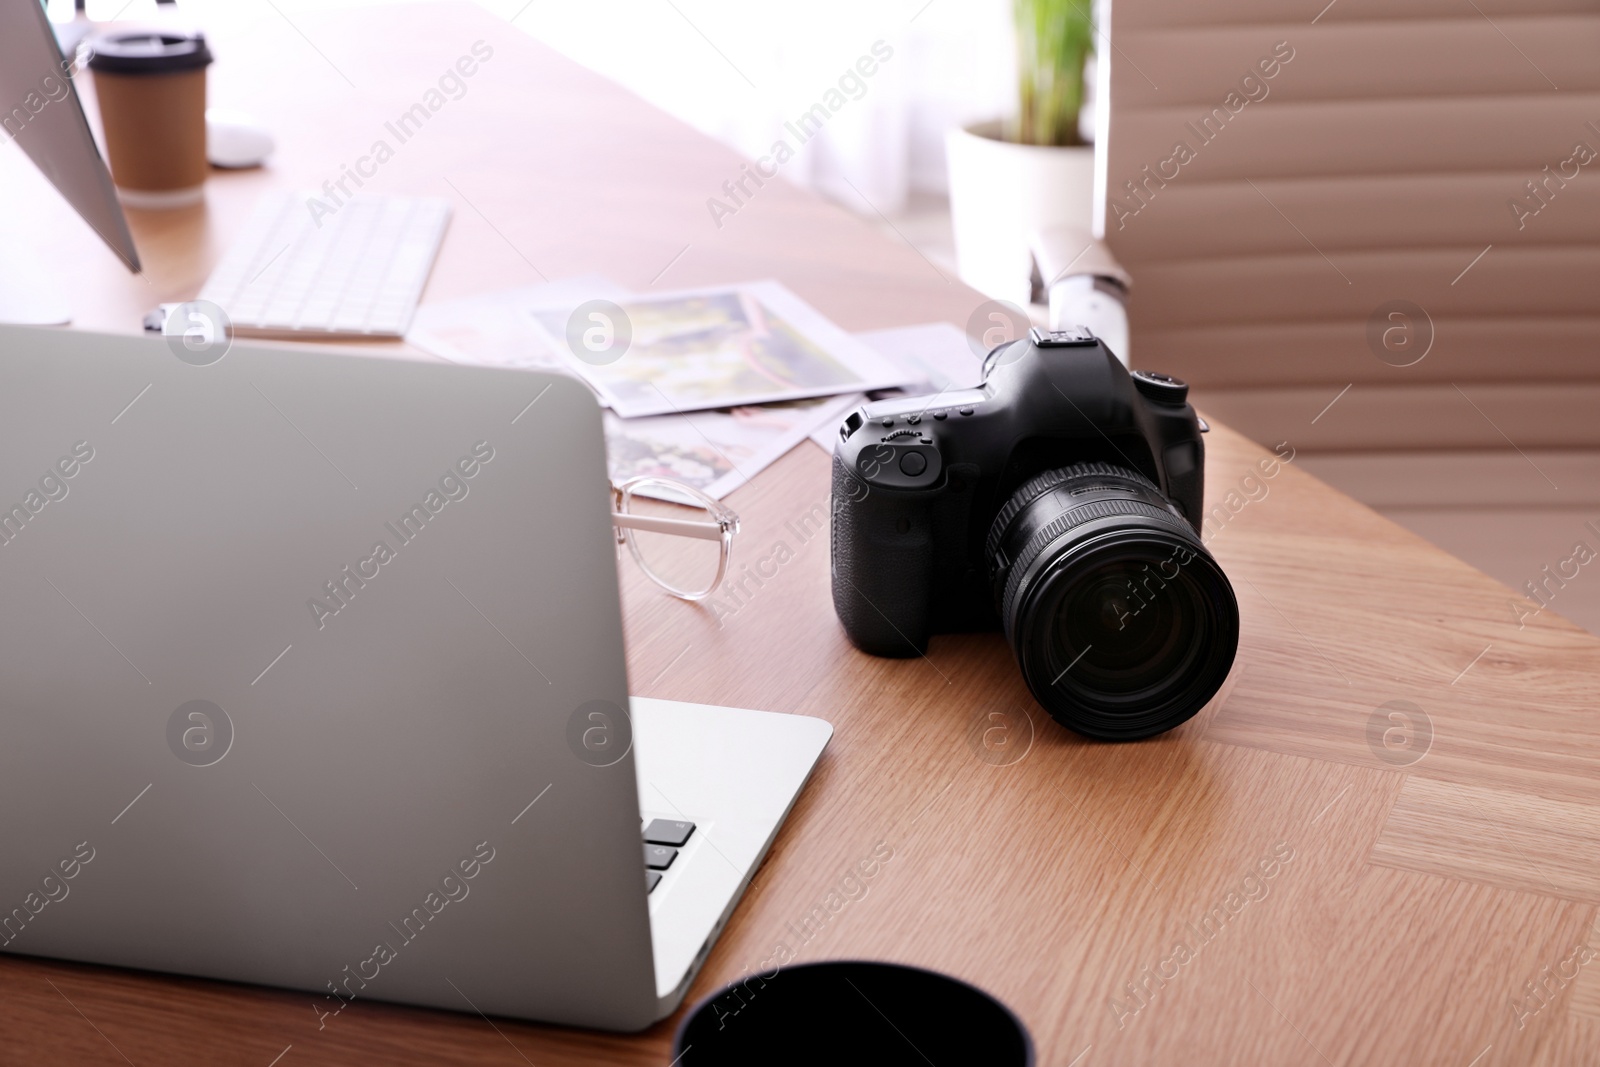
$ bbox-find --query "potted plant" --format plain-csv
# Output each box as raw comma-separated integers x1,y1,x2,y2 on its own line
947,0,1096,305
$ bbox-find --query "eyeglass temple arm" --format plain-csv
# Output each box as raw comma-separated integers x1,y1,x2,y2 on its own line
611,511,727,541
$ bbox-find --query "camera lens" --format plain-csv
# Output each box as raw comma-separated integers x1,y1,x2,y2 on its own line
987,463,1238,740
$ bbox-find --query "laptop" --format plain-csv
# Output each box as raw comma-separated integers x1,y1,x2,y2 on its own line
0,325,831,1031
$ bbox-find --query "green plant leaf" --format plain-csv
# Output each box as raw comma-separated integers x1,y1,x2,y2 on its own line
1013,0,1094,146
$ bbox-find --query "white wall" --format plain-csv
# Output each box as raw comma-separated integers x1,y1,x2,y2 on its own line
57,0,1019,213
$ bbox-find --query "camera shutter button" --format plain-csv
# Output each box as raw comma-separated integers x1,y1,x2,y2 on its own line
899,451,928,477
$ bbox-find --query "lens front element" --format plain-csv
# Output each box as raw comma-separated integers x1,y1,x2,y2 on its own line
1052,553,1202,696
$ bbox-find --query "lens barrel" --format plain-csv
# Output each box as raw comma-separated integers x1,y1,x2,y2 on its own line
987,462,1238,740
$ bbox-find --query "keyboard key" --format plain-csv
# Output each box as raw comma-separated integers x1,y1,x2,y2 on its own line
643,819,695,847
644,843,677,870
646,870,662,893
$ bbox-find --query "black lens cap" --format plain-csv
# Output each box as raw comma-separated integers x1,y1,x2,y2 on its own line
673,960,1033,1066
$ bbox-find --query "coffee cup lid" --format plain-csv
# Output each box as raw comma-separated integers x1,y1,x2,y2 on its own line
88,31,213,75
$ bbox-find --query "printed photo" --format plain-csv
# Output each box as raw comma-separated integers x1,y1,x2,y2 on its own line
606,392,862,500
407,275,631,374
534,281,914,417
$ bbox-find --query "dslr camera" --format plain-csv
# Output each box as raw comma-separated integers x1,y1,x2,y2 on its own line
830,326,1238,741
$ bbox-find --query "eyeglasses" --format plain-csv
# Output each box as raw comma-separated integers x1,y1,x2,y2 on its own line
611,476,740,601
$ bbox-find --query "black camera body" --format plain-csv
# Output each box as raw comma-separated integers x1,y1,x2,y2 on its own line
830,327,1237,741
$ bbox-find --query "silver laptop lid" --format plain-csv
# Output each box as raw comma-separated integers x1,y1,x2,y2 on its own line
0,326,659,1031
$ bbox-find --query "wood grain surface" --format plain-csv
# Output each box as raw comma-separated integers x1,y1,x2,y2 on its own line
2,4,1598,1065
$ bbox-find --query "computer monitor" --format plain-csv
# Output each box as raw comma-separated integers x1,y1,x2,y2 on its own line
0,0,141,321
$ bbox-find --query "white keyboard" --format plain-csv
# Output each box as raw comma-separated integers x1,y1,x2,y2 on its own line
199,192,450,338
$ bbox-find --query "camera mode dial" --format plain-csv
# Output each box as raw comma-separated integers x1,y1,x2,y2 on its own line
1131,370,1189,405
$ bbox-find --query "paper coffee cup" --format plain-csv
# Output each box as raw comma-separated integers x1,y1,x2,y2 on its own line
89,31,213,209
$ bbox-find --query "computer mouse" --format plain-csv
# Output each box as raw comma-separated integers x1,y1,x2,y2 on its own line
206,110,275,169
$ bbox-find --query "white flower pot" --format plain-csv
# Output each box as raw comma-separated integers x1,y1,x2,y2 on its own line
946,120,1096,306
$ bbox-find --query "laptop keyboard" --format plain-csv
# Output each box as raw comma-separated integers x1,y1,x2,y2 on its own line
642,818,696,894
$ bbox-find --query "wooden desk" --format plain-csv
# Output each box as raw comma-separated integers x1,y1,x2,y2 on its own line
5,5,1599,1065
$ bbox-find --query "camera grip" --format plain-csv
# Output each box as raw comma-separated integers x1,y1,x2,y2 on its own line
830,454,934,657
